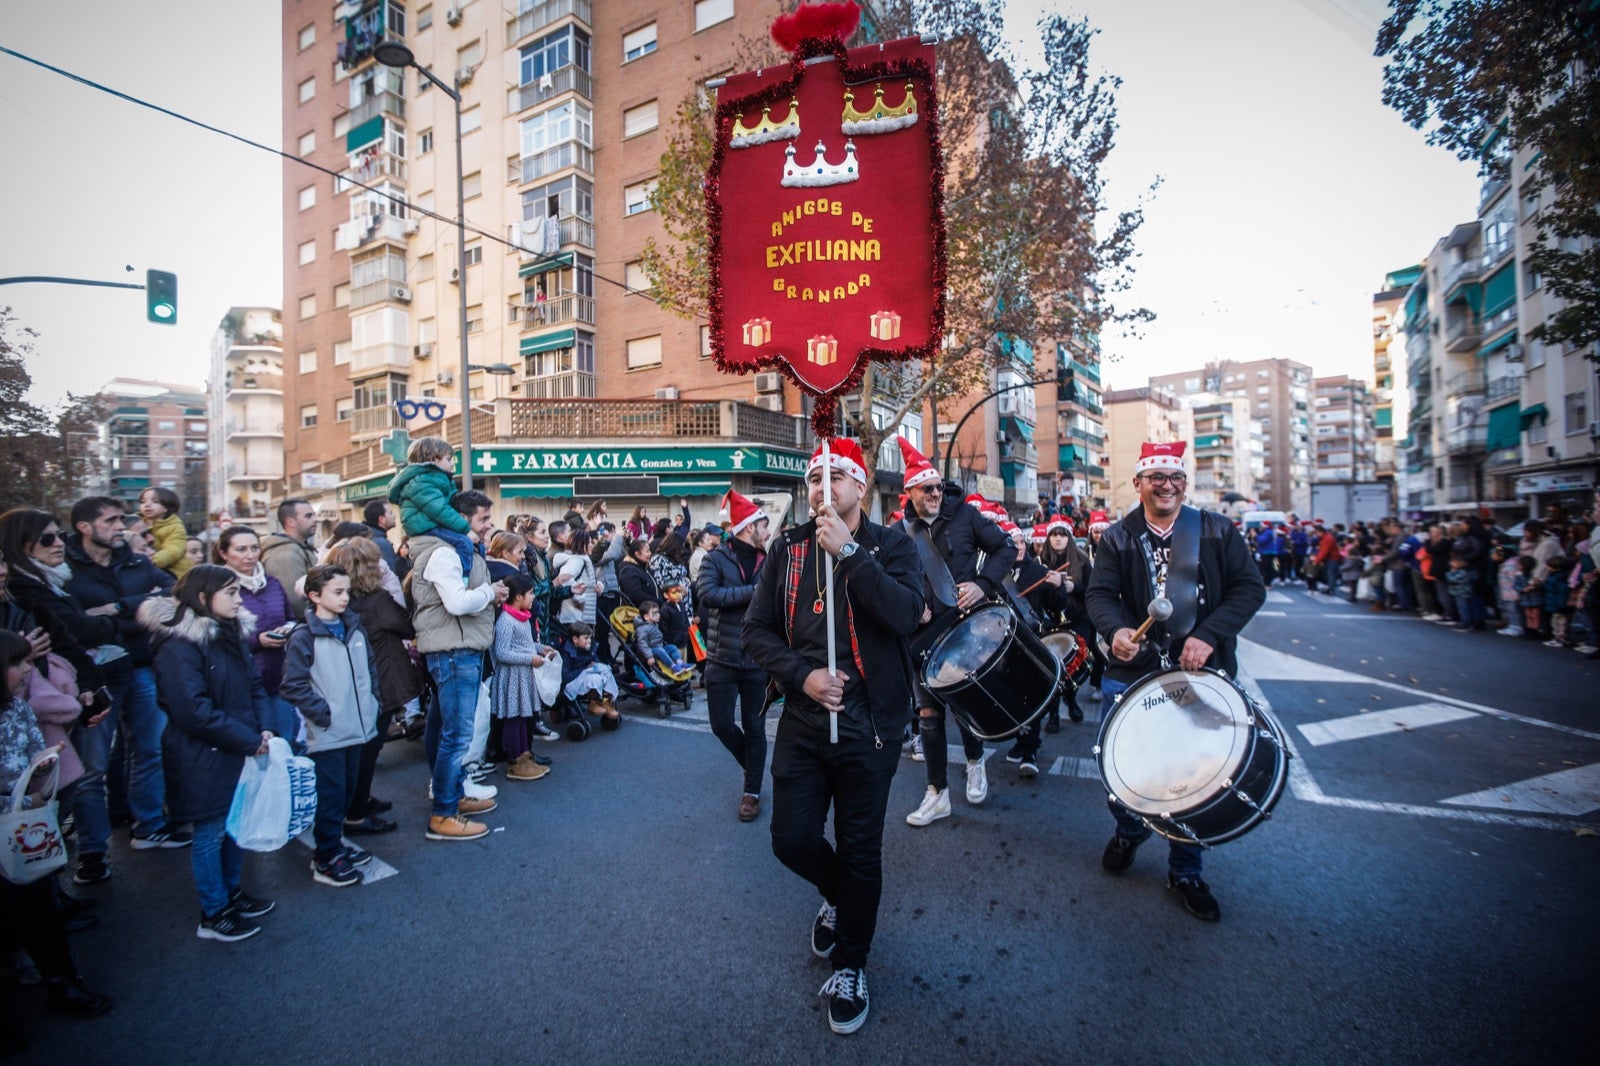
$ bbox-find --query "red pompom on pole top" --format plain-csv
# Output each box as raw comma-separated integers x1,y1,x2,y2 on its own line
770,2,862,53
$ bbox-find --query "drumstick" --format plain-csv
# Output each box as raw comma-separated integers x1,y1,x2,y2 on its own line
1019,562,1073,598
1129,597,1173,643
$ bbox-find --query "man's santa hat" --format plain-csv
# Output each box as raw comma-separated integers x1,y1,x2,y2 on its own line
808,438,868,485
1000,519,1023,539
720,489,765,535
964,493,989,510
1087,510,1111,532
896,436,940,490
1030,523,1048,545
1046,514,1073,535
1134,441,1187,477
979,501,1007,523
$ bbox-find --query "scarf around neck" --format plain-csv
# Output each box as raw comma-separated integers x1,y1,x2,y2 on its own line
235,564,268,593
40,561,74,595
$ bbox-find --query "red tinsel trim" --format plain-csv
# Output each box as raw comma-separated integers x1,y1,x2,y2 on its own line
771,2,862,53
705,41,948,441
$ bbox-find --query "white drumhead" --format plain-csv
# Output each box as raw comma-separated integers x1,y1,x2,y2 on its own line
1039,630,1078,661
1099,670,1254,816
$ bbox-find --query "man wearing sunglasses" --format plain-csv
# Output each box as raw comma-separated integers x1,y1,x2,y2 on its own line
1084,441,1265,922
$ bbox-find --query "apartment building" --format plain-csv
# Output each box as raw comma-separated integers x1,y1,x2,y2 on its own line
281,0,829,522
1184,394,1257,510
206,307,286,528
1312,375,1376,483
1372,264,1419,482
1103,386,1192,515
96,380,210,526
1032,338,1109,509
1149,358,1312,512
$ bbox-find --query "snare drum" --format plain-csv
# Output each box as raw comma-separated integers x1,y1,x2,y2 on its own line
1094,668,1288,846
921,605,1061,741
1039,627,1092,690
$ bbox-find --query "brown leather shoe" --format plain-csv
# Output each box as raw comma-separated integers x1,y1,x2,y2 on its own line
506,754,550,781
425,814,489,841
458,796,498,816
738,794,760,822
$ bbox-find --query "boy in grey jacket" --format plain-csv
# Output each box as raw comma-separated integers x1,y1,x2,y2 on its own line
280,564,381,888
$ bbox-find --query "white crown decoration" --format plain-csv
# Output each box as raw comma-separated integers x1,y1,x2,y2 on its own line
781,139,859,188
729,98,800,148
841,81,918,135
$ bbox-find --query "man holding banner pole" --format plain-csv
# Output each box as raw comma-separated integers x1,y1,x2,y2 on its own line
743,438,923,1035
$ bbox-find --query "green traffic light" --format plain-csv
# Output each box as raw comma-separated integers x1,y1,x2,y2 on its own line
145,269,177,325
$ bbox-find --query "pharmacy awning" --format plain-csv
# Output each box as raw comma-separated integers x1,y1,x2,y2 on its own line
517,252,574,279
519,329,576,356
1486,404,1521,451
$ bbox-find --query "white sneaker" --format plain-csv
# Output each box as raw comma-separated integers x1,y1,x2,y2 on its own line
905,786,950,826
1497,627,1523,637
965,759,988,805
1543,639,1565,648
910,734,924,762
1574,644,1598,655
428,777,499,801
1421,613,1441,622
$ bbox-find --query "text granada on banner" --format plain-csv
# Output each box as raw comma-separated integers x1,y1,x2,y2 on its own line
707,9,945,432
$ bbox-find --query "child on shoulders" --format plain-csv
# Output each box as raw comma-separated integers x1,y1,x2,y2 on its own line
385,436,475,578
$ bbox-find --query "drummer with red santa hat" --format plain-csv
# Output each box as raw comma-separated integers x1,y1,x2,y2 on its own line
742,437,924,1034
1083,440,1266,922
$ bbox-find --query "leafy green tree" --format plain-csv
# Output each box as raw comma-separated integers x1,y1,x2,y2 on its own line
1376,0,1600,354
0,306,109,514
642,0,1151,475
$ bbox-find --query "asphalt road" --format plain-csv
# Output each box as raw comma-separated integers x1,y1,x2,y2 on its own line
16,585,1599,1064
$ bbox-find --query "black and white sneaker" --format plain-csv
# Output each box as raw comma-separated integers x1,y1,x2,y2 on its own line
343,842,374,868
531,720,560,742
810,900,838,959
73,853,110,885
311,853,363,887
820,967,869,1034
1019,755,1039,779
1167,873,1221,922
130,828,193,850
1004,742,1024,764
228,889,276,918
197,905,261,942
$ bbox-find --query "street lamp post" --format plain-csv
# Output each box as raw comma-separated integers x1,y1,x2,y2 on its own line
373,41,475,489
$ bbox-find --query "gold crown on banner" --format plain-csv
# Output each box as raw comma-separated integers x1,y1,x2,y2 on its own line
781,139,860,188
729,98,801,147
841,81,918,133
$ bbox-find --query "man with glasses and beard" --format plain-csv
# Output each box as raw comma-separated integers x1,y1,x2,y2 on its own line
1085,442,1265,922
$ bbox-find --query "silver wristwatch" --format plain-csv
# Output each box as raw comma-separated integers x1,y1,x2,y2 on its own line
837,541,859,559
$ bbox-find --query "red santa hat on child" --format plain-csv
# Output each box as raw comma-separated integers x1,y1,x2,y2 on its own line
979,501,1007,523
1046,514,1073,535
1087,510,1111,532
808,438,868,485
964,493,989,510
1134,441,1187,477
1000,519,1023,539
896,436,940,490
1030,523,1048,545
720,489,765,535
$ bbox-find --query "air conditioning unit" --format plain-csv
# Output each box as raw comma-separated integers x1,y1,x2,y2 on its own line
754,372,783,394
392,285,412,302
539,72,554,91
413,342,433,359
445,6,462,26
1590,419,1600,438
655,387,679,400
456,66,475,87
752,395,784,412
437,369,455,386
448,267,460,283
402,218,419,236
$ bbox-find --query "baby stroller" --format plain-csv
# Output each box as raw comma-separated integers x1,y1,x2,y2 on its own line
606,604,694,718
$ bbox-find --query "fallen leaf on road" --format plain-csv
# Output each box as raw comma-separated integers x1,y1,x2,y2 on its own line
1576,827,1598,838
1407,676,1419,683
1316,698,1326,704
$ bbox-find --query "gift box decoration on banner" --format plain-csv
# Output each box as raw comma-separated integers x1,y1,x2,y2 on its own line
742,317,772,346
707,1,945,434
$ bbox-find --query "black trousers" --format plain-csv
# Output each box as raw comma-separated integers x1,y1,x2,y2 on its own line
769,713,900,971
706,662,770,796
309,745,361,862
918,705,984,792
0,876,73,979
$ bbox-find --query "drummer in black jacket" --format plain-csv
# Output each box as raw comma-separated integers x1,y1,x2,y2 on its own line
1084,442,1265,922
895,438,1015,827
742,438,923,1036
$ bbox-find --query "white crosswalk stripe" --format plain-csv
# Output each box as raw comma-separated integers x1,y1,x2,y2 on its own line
1046,755,1101,780
1296,702,1478,747
1264,590,1293,604
295,832,400,883
1441,763,1600,816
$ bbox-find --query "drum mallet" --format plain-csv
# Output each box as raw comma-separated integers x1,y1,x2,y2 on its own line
1129,597,1173,644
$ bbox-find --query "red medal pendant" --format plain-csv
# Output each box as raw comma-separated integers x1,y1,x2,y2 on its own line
812,599,825,615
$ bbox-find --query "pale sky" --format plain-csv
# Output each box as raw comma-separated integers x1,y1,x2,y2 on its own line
1,0,1478,410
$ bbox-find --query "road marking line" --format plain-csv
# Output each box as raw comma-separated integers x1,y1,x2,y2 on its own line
1257,610,1287,617
1046,755,1101,781
1265,590,1294,604
1296,703,1478,747
294,832,400,884
1441,763,1600,816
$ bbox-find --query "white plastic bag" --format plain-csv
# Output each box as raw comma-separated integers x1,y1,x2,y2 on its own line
1355,576,1374,603
226,737,318,852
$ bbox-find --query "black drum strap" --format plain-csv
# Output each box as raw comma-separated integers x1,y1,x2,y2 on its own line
1138,505,1202,659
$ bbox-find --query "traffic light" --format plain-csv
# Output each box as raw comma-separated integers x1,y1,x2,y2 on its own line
145,269,177,324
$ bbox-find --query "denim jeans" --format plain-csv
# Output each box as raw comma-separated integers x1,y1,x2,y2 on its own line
425,649,483,817
1454,595,1481,627
1101,677,1203,878
69,701,120,857
769,712,901,971
308,745,361,862
706,663,770,796
114,665,169,837
191,815,242,917
266,694,304,754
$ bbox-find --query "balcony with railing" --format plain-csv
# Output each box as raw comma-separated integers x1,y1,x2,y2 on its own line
337,2,399,70
224,419,284,440
1486,374,1521,404
508,66,593,114
508,0,592,43
504,398,810,450
350,343,410,375
522,369,597,399
1445,369,1485,397
1443,256,1484,295
1062,425,1105,449
511,140,594,185
226,372,283,393
1443,422,1486,454
1445,315,1482,352
348,89,405,127
512,293,596,330
339,149,408,189
336,213,413,251
351,406,400,437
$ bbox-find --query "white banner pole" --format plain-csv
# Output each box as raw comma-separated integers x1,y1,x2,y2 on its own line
822,436,839,744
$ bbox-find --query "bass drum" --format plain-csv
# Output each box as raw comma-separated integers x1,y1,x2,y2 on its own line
921,605,1061,742
1094,668,1288,846
1039,627,1091,691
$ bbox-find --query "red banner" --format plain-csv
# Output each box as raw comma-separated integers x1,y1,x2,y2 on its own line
708,35,944,429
